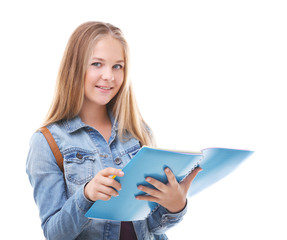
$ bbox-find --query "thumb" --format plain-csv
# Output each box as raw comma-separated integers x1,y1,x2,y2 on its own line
181,167,203,193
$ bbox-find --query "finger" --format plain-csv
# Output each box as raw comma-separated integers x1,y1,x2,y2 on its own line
164,168,178,187
100,177,122,191
185,167,203,182
96,192,113,201
137,185,160,198
98,184,120,197
135,194,158,203
145,177,167,192
85,181,119,201
101,167,124,178
181,167,203,192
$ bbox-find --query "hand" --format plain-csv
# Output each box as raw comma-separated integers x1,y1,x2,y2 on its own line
84,167,124,202
136,167,202,213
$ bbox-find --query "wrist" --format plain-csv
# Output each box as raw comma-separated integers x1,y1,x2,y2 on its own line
84,181,93,202
166,199,187,214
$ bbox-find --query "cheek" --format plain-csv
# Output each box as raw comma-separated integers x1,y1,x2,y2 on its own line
115,72,124,87
83,72,97,97
85,70,99,84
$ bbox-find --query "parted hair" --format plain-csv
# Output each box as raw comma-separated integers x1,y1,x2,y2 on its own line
42,21,154,146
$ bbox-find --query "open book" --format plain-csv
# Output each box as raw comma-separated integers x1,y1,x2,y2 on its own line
85,147,253,221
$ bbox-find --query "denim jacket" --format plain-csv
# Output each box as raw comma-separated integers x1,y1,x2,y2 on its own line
26,114,187,240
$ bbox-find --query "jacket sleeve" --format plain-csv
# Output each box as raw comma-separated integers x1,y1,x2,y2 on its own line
26,132,94,240
146,201,187,235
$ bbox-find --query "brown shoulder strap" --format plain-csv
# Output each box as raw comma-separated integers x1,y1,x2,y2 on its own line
40,127,64,173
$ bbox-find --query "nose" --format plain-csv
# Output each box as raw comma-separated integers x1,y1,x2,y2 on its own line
101,67,115,81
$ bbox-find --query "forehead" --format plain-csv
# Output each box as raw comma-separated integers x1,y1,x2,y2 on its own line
91,35,124,60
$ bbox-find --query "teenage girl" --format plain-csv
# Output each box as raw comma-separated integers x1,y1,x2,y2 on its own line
26,21,201,240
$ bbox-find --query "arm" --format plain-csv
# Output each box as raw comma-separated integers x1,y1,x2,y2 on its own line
26,132,93,240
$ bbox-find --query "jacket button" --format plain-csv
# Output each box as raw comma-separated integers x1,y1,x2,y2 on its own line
114,157,122,165
76,152,83,159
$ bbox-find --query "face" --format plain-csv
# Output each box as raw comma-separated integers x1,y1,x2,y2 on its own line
83,35,125,109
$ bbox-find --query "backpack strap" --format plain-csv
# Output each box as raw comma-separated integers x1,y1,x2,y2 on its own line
40,127,64,173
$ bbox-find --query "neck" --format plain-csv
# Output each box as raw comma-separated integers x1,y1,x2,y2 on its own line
79,101,110,128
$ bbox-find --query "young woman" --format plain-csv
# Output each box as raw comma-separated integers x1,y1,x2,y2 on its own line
26,21,201,240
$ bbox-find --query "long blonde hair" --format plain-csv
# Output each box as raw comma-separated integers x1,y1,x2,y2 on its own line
42,21,154,146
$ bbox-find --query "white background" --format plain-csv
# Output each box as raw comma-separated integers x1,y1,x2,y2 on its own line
1,0,286,239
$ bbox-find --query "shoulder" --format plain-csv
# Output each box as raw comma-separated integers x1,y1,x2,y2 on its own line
29,123,63,156
27,129,59,176
29,122,62,147
40,121,69,148
29,130,49,149
28,121,66,161
46,121,67,137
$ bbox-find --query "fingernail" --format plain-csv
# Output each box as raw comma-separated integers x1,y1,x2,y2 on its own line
119,171,124,176
146,177,151,182
138,186,143,190
165,168,170,173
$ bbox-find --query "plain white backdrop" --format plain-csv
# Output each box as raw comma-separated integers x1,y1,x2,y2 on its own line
1,0,286,239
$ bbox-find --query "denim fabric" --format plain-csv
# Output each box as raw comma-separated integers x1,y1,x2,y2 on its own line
26,114,187,240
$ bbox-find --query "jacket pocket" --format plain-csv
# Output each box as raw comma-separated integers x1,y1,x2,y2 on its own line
64,148,96,185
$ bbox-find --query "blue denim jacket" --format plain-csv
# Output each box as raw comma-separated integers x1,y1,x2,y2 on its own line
26,114,187,240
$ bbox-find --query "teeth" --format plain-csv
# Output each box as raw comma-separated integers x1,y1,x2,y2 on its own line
98,86,111,90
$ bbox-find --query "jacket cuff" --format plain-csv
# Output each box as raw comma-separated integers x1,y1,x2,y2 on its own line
150,199,187,226
75,184,94,213
160,199,188,221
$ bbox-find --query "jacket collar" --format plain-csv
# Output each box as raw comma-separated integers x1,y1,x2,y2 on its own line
63,116,86,133
63,111,118,134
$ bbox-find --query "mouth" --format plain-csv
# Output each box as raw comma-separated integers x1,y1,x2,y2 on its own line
96,85,113,90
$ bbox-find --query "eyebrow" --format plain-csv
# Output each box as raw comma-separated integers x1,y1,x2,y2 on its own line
91,57,125,63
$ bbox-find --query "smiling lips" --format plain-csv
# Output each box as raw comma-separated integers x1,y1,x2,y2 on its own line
96,85,113,91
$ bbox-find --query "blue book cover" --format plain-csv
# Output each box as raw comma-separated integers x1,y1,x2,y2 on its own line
187,147,254,197
85,147,253,221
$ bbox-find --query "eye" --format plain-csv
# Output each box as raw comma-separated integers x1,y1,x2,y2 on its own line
113,64,123,70
91,62,101,67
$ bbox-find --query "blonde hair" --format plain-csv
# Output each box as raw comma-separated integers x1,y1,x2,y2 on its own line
42,21,155,146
